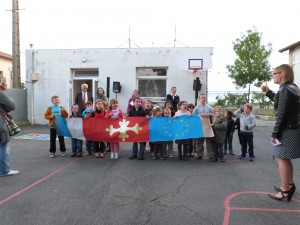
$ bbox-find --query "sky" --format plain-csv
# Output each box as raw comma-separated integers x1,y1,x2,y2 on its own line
1,0,300,95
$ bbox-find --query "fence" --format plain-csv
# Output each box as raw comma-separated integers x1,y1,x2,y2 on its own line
4,88,28,123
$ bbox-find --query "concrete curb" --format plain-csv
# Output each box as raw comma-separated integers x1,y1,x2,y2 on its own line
256,115,275,121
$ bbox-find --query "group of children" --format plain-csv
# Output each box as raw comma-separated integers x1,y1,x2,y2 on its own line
45,95,256,162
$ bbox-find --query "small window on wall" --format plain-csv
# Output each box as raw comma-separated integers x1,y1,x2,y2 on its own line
74,70,98,77
136,68,167,97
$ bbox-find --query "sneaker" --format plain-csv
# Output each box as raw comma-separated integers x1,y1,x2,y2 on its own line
169,154,174,158
229,152,235,155
152,156,158,160
219,158,226,162
77,153,82,157
129,154,137,159
100,153,105,158
115,152,119,159
61,152,67,157
110,153,115,159
249,157,254,161
5,170,20,176
50,153,56,158
95,152,100,158
71,153,76,157
138,155,144,160
239,154,246,159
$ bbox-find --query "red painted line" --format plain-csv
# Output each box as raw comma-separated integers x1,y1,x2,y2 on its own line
223,191,300,225
0,158,79,206
230,207,300,213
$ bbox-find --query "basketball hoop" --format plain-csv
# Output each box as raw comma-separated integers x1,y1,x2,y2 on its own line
191,66,202,73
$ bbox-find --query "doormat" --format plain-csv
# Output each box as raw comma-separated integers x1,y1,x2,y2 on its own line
14,133,67,141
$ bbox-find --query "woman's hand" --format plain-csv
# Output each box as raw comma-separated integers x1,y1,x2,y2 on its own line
271,137,276,144
261,82,269,93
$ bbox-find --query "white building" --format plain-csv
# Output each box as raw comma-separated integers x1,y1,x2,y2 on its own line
26,47,213,124
279,41,300,87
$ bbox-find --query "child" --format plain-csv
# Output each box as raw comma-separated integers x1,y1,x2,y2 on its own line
82,101,93,118
187,103,195,157
223,109,235,155
234,103,257,161
83,108,95,155
192,94,214,160
174,101,191,161
210,106,227,162
144,99,154,116
165,100,175,116
163,107,174,158
93,99,106,158
44,95,68,158
144,99,154,154
128,97,146,160
151,107,166,160
105,98,123,159
69,104,83,157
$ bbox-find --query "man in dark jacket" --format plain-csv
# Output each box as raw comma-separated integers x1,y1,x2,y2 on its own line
166,87,180,112
75,83,93,114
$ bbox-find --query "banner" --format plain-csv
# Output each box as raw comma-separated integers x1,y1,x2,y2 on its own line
55,114,213,142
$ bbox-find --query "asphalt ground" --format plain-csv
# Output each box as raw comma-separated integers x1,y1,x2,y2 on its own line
1,119,300,225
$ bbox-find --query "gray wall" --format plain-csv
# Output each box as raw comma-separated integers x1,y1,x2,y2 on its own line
5,88,28,122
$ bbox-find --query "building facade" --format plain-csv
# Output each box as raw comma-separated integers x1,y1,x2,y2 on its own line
26,47,213,124
279,41,300,86
0,51,13,88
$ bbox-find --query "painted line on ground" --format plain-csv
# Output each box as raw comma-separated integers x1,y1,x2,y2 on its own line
223,191,300,225
0,158,80,206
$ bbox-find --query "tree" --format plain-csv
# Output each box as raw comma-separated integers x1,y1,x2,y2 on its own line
213,93,248,107
226,28,272,102
251,91,273,108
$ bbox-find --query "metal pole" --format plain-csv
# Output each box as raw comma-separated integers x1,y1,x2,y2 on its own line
12,0,21,89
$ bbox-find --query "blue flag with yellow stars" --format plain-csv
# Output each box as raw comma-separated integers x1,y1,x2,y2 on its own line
149,114,203,141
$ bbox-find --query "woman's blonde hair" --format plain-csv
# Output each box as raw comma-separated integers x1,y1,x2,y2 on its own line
275,64,294,83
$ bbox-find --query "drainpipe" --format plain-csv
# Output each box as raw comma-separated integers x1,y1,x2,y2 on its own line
30,44,35,124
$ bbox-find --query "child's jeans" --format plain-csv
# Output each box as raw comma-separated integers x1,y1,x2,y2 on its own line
71,138,82,154
240,132,254,157
94,142,105,153
86,140,94,154
166,141,173,156
223,135,233,152
132,142,146,156
50,128,66,153
211,141,224,159
153,143,166,158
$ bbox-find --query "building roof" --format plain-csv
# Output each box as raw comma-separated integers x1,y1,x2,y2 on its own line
0,51,12,61
279,41,300,53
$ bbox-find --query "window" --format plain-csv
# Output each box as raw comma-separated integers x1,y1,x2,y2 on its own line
74,70,98,77
136,67,167,98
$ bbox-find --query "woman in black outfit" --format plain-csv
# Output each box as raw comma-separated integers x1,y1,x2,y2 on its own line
262,64,300,202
